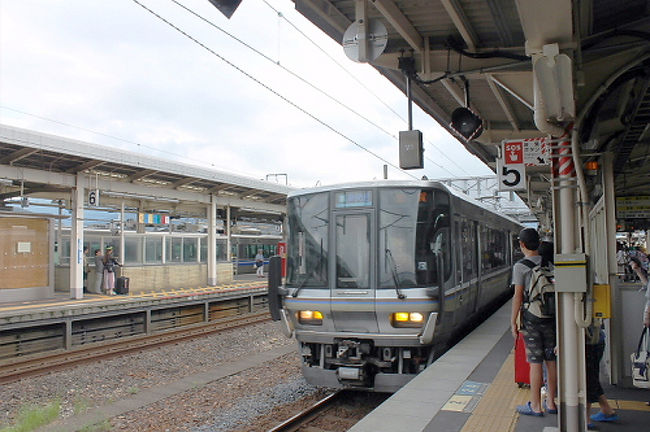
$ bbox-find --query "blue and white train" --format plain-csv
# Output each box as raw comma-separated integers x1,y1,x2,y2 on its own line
268,180,523,392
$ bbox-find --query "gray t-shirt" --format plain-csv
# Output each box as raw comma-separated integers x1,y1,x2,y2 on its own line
512,254,543,288
512,255,554,318
94,255,104,273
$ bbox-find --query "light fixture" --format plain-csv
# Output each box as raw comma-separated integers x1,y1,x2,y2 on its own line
450,78,483,141
298,310,323,325
391,312,425,328
584,161,599,176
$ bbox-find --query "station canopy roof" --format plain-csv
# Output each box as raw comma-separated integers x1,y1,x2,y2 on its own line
0,124,291,220
292,0,650,222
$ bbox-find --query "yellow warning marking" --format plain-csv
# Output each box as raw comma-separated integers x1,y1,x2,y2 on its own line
460,350,524,432
442,395,473,412
611,400,650,412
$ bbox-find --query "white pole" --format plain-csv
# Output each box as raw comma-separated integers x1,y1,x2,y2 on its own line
226,205,232,262
556,136,586,432
120,200,125,265
208,194,217,286
70,174,85,299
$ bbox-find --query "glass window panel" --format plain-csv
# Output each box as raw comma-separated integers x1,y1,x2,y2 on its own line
166,237,182,262
124,237,143,264
183,238,198,262
379,188,418,288
336,214,370,289
145,237,163,264
286,192,329,288
216,239,227,261
200,237,207,263
461,220,477,281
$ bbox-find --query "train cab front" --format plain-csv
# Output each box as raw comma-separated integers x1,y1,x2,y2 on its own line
289,304,440,392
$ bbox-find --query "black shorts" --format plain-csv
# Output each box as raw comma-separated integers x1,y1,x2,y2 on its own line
522,312,556,364
586,342,605,403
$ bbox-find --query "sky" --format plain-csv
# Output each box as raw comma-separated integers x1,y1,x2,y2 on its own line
0,0,493,188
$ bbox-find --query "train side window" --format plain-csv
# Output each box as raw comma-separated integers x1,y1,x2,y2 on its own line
461,219,477,281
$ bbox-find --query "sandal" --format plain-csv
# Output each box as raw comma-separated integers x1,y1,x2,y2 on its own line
544,400,558,414
517,401,544,417
590,411,618,422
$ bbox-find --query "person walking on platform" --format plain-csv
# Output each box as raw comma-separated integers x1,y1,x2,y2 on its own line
92,249,104,294
82,246,89,293
102,245,121,295
630,259,650,329
255,249,264,278
510,228,558,417
585,319,618,425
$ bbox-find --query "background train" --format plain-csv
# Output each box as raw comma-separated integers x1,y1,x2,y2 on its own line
268,180,523,392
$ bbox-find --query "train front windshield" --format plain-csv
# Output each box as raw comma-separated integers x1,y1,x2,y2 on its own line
286,187,451,290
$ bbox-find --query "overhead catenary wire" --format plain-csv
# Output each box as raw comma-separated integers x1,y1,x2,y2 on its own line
257,0,407,123
130,0,419,179
169,0,398,142
256,0,470,176
175,0,467,177
170,0,468,177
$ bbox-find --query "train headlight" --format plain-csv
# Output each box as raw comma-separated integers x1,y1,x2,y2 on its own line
391,312,425,328
298,310,323,325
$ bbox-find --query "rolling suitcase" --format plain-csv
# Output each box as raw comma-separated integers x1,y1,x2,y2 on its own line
115,276,129,295
515,331,530,387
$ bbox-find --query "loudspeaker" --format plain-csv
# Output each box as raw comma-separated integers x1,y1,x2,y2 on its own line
450,107,483,140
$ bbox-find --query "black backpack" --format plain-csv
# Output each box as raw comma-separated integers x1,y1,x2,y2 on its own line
520,259,555,318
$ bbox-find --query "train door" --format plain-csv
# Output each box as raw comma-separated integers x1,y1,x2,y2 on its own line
330,209,378,332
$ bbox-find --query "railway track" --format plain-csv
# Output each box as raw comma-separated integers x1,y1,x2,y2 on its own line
0,310,270,384
267,390,389,432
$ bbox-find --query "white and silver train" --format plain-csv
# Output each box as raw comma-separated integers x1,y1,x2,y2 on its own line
268,181,523,392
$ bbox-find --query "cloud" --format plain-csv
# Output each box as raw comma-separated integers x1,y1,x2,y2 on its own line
0,0,492,189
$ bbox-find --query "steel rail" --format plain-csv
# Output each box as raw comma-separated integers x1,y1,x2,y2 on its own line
0,311,270,384
266,390,344,432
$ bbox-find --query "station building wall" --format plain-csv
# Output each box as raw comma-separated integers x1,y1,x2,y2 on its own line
0,216,54,301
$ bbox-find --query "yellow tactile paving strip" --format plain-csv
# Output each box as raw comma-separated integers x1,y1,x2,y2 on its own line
0,282,266,312
611,399,650,412
460,350,526,432
459,351,650,432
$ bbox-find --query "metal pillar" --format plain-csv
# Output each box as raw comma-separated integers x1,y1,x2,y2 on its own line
120,200,125,265
554,137,587,432
70,174,85,299
207,194,217,286
226,205,232,262
602,153,622,384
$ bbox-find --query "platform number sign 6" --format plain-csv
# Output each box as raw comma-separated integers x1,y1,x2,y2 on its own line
88,190,99,206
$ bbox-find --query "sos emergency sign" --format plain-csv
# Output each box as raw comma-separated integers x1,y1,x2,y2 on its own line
498,141,526,191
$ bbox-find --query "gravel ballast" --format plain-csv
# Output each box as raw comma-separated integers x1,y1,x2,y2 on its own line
0,321,328,431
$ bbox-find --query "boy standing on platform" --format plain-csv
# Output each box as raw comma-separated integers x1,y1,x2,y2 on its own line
510,228,558,416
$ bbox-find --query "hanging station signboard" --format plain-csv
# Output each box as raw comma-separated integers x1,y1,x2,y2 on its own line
498,138,553,191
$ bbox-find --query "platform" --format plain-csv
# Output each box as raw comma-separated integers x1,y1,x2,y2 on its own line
0,273,266,324
350,301,650,432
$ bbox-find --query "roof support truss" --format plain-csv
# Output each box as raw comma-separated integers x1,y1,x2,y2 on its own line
439,0,479,50
371,0,423,52
486,74,520,131
0,148,39,165
66,160,104,174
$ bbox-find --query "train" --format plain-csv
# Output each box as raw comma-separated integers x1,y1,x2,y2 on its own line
268,180,523,392
231,233,282,273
